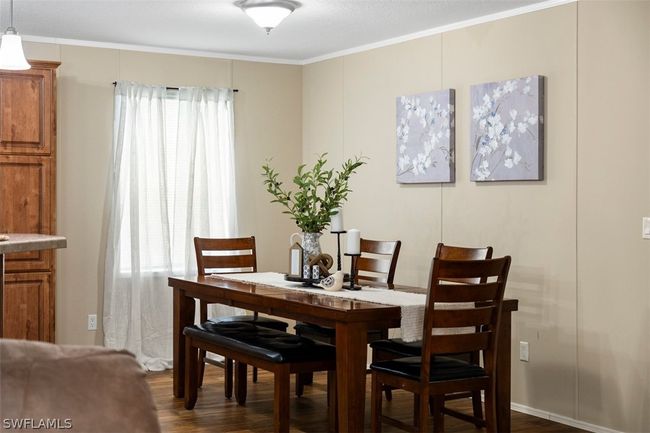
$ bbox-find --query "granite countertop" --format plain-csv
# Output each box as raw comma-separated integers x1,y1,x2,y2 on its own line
0,234,67,254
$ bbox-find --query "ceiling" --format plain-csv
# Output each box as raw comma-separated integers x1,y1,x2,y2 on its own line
6,0,553,63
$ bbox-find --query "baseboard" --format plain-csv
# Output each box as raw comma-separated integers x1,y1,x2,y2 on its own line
510,402,624,433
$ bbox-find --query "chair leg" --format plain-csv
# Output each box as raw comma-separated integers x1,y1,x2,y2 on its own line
383,386,393,401
253,367,258,383
197,350,206,388
198,302,208,388
432,397,444,433
371,372,382,433
295,373,305,397
484,384,496,433
224,358,233,399
469,350,484,426
414,394,420,428
417,392,430,433
234,361,248,405
327,371,338,433
184,339,198,410
471,390,484,426
274,365,290,433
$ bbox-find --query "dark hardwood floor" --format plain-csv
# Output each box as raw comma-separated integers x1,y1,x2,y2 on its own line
147,367,585,433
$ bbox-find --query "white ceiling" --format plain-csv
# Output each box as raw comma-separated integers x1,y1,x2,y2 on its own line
6,0,555,63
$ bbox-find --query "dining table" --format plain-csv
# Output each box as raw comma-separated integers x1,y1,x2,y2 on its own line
168,274,518,433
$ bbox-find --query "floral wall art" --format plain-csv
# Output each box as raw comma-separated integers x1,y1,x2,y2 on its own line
470,75,544,181
396,89,455,183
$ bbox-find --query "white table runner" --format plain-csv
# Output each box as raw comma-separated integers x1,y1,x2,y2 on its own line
210,272,428,342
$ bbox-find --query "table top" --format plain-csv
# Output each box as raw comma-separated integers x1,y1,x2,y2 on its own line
168,274,517,328
0,233,67,254
170,275,403,328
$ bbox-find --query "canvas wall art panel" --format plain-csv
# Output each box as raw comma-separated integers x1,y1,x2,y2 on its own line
396,89,455,183
470,75,544,181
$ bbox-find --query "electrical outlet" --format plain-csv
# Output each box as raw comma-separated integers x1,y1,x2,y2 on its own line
87,314,97,331
519,341,529,362
643,217,650,239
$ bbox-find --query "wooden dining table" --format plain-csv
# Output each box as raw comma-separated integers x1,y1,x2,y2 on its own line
169,275,518,433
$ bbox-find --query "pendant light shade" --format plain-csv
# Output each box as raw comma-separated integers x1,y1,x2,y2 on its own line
0,29,30,70
235,0,300,34
0,0,30,71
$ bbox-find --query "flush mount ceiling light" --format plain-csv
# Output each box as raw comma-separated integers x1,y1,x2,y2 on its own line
0,0,30,70
235,0,300,34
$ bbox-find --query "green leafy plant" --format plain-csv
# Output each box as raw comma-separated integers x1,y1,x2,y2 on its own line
262,154,366,233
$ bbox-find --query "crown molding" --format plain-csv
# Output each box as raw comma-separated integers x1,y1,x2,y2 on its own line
301,0,577,65
21,35,303,65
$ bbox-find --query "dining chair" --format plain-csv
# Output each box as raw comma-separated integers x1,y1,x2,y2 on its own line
194,236,289,396
184,321,337,433
371,243,492,426
370,255,511,433
294,238,401,396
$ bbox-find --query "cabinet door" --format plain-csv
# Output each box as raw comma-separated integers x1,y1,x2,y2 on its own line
0,155,53,271
2,272,53,341
0,67,54,156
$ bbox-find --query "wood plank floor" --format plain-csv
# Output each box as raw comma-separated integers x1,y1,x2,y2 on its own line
147,367,586,433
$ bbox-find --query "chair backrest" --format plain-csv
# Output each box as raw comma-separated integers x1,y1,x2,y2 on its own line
420,256,511,383
356,238,401,286
435,243,493,284
194,236,257,276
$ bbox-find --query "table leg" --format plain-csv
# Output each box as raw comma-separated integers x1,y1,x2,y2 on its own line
335,321,368,433
496,310,513,432
173,287,195,398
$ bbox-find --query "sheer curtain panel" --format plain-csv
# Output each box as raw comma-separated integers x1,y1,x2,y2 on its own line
104,82,239,370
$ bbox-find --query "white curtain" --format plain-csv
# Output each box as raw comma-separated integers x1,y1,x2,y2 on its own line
104,81,239,370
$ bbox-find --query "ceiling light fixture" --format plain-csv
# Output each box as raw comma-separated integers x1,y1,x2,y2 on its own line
0,0,30,70
235,0,300,34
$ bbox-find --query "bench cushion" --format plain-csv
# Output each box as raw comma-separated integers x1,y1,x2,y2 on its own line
370,356,485,382
211,315,288,331
184,322,335,364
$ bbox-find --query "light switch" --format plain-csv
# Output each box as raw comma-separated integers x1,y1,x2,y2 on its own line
643,217,650,240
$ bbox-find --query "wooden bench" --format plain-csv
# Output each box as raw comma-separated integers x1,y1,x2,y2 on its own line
184,321,337,433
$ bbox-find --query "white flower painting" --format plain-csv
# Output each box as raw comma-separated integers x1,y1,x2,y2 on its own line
396,89,455,183
470,75,544,181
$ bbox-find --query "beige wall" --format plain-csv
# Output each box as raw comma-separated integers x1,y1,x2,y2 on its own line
302,2,649,432
22,42,302,347
577,1,650,431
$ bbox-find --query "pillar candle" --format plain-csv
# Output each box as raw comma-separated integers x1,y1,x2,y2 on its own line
346,229,360,255
330,208,344,232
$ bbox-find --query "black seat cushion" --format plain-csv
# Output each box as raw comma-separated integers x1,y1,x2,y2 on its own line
371,356,485,382
184,322,335,364
371,339,474,364
370,338,423,357
211,315,288,332
294,322,336,338
295,322,386,342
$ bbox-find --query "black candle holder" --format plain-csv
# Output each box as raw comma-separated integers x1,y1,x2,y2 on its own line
330,230,347,271
344,253,362,290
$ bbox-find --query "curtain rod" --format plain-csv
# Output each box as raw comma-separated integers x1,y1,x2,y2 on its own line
112,81,238,92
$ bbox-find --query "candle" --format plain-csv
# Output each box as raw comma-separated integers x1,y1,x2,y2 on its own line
346,229,361,255
330,208,344,232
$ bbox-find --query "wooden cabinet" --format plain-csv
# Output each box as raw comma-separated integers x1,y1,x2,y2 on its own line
0,61,59,342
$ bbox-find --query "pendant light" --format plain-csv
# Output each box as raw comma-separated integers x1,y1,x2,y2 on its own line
0,0,30,70
235,0,300,34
